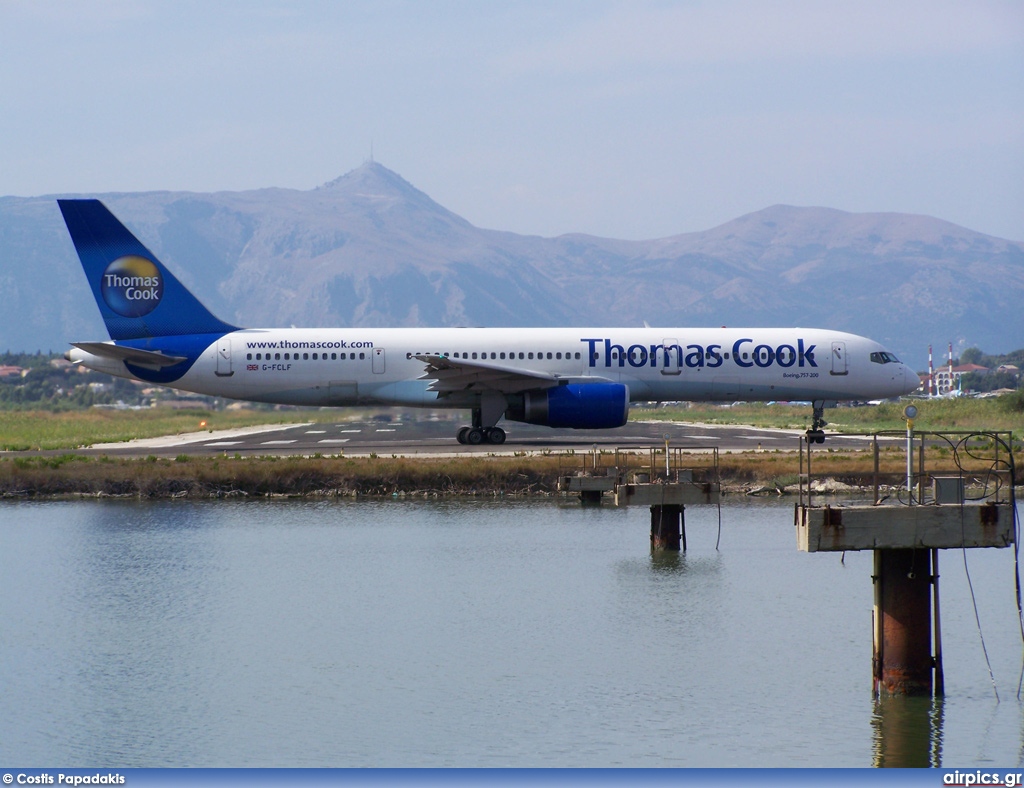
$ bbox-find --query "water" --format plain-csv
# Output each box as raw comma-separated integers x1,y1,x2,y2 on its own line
1,497,1022,767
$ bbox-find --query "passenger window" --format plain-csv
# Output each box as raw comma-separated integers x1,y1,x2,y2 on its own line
303,353,309,360
247,353,252,361
500,352,506,360
528,352,534,359
359,352,365,360
472,352,478,359
332,353,337,360
575,352,580,360
312,353,318,360
547,352,552,360
275,353,281,360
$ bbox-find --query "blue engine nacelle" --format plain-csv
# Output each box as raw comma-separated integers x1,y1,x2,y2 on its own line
510,383,630,429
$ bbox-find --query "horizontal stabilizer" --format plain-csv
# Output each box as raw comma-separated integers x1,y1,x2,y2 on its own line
72,341,187,370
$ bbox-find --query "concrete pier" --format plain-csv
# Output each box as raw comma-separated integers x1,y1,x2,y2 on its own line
873,549,935,695
650,504,684,551
797,428,1015,697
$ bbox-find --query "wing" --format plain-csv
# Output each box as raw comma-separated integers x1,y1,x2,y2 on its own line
415,354,610,396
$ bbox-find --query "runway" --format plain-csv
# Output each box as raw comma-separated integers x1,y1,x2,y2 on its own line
84,417,893,458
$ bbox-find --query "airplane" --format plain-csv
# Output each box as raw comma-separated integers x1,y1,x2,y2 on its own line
58,199,920,445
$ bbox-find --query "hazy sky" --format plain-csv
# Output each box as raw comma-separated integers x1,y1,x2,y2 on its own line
3,0,1022,241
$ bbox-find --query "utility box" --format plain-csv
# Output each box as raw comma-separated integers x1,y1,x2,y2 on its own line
934,476,965,505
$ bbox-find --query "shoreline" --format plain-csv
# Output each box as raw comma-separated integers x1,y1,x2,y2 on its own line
2,451,996,501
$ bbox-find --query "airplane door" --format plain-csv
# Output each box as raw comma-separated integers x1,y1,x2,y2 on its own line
661,339,681,375
831,341,847,376
372,348,386,374
215,337,233,377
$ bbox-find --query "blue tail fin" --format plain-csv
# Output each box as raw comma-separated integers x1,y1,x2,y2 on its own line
58,199,239,340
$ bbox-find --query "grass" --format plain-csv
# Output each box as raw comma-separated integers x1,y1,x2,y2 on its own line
0,407,343,451
0,453,568,498
1,393,1020,453
642,394,1024,435
2,443,1017,499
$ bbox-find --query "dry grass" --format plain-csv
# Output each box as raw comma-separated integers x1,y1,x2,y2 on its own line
0,454,567,498
2,446,1016,499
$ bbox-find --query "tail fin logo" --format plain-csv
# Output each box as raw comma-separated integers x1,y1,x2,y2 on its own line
100,255,164,317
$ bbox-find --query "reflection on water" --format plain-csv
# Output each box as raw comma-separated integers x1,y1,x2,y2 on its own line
1,498,1022,767
872,696,944,767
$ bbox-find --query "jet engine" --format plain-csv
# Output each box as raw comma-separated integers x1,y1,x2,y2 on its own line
507,383,629,429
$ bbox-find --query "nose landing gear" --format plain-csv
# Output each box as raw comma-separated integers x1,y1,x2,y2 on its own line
805,400,827,444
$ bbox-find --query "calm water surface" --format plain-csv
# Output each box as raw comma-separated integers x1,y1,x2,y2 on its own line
1,497,1022,767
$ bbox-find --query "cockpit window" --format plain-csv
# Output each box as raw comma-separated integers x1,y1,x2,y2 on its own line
870,351,901,364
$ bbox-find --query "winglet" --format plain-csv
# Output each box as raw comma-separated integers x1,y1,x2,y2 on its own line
58,199,239,340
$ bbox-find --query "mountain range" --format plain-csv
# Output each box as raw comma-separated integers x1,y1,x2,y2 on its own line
2,161,1021,370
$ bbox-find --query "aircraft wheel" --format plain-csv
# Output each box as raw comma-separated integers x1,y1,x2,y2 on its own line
487,427,506,445
466,428,485,445
456,426,470,444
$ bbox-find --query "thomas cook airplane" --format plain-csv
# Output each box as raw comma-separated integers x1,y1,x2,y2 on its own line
59,199,919,445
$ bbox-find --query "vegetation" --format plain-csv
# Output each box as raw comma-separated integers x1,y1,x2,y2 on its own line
0,408,340,452
0,454,565,499
953,346,1023,393
639,395,1024,435
1,443,1016,499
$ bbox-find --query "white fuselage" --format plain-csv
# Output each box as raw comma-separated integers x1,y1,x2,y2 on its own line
72,326,918,408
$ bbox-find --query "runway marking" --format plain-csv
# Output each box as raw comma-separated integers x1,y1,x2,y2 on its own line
340,429,362,433
205,441,243,447
89,422,314,449
318,439,350,445
261,440,298,445
305,430,327,434
376,429,396,432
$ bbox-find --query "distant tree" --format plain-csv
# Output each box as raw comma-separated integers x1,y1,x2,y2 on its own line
960,370,1019,393
960,347,984,366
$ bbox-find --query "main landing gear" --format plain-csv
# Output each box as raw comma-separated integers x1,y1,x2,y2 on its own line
805,400,827,444
456,396,508,445
456,426,506,445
